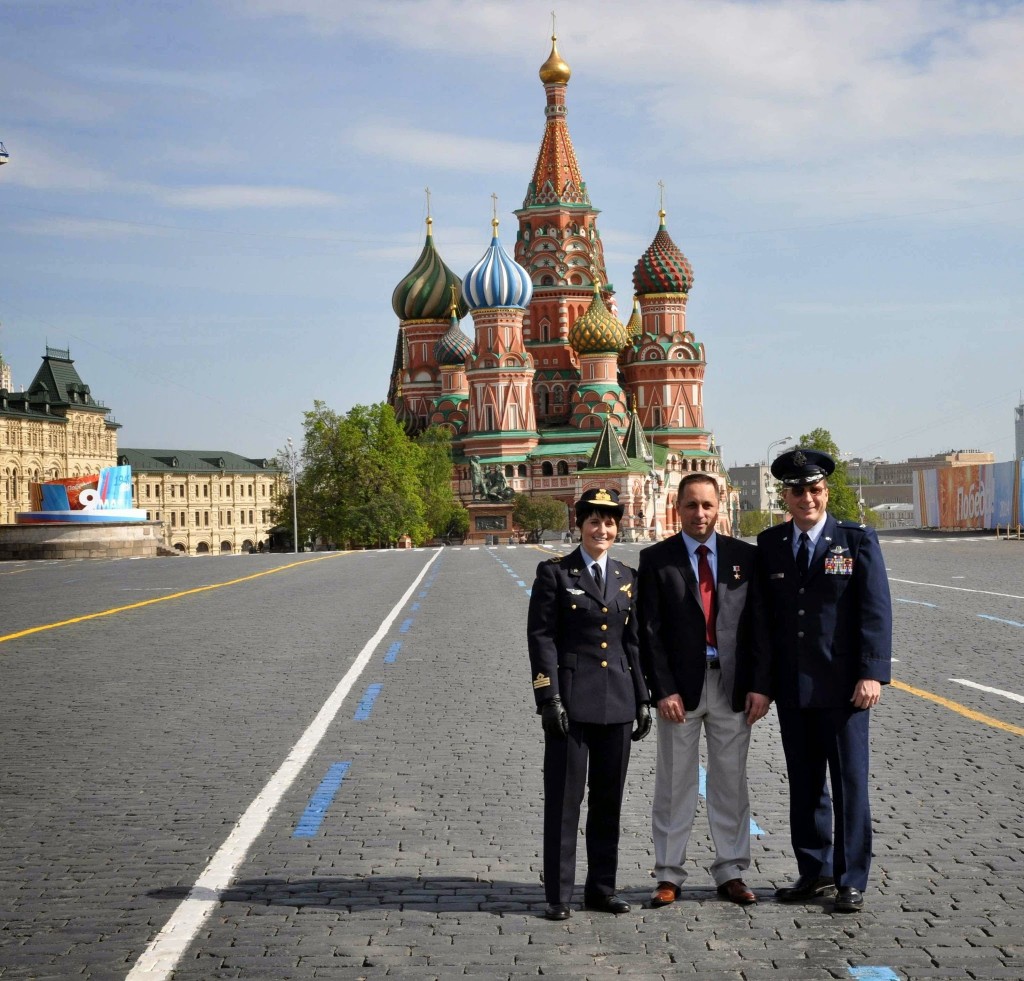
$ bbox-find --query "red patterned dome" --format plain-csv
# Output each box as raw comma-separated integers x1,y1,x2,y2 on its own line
632,211,694,296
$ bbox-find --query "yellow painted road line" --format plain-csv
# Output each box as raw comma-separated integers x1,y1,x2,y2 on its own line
892,679,1024,737
0,553,345,645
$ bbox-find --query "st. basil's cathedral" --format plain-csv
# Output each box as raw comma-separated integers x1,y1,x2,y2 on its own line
387,34,736,541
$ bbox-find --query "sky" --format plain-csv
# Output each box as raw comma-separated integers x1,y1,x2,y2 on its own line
1,0,1022,469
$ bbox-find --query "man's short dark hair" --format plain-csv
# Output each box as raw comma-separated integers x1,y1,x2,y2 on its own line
676,473,719,508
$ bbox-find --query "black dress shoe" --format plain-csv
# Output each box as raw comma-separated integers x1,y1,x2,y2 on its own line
833,887,864,913
544,903,571,920
583,894,631,914
775,875,836,901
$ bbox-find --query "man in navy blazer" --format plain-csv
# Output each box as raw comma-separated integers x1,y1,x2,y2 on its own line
638,473,771,908
754,449,892,913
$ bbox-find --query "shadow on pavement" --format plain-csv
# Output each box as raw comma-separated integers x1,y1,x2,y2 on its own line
148,878,754,914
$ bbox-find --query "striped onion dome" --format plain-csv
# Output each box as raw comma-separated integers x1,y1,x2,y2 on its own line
568,282,629,355
461,218,533,310
625,295,643,341
392,217,466,320
632,210,694,296
434,307,473,366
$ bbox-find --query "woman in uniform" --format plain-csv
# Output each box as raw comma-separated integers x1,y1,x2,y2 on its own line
527,488,651,920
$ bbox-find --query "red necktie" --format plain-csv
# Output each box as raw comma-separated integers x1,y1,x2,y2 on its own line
696,544,717,647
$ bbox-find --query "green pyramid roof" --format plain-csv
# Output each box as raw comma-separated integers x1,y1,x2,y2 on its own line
582,418,630,471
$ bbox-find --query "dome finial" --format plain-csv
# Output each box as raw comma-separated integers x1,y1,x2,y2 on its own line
539,15,571,84
491,192,500,235
658,179,667,227
425,186,433,232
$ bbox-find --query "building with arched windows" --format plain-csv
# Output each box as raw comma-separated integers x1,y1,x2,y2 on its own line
388,34,736,539
0,347,120,525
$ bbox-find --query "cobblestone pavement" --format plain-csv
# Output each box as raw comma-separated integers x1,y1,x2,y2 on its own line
1,538,1022,980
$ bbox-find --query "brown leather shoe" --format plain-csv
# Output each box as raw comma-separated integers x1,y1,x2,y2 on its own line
716,878,756,905
650,881,680,907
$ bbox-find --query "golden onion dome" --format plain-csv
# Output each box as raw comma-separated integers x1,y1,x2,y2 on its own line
569,282,629,355
625,295,643,341
539,35,571,85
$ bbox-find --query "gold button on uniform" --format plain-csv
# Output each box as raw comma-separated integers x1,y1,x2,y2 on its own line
601,624,608,631
571,604,577,609
600,642,608,649
601,660,608,668
601,607,608,613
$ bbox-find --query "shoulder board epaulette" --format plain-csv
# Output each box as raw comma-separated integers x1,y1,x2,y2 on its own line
837,520,868,531
547,555,563,563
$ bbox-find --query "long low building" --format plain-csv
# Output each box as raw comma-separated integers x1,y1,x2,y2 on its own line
118,449,287,555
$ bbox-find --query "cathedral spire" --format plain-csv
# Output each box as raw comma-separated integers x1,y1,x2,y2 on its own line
523,31,588,208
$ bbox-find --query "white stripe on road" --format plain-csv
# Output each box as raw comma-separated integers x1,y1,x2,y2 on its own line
888,578,1024,601
126,550,442,979
951,679,1024,704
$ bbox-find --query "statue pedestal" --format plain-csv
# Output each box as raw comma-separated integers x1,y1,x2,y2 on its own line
465,501,515,545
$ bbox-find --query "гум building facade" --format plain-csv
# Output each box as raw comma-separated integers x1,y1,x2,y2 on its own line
117,449,286,555
0,347,120,524
1,347,286,555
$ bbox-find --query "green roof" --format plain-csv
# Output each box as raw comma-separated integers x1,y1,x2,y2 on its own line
119,448,281,474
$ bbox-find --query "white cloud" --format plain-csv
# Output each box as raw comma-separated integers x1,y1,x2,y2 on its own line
349,123,535,174
162,185,348,209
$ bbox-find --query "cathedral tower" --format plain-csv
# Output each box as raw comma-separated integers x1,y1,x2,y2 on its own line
514,32,611,427
460,214,539,459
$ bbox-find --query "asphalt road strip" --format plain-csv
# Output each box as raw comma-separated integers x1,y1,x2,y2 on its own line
124,549,441,980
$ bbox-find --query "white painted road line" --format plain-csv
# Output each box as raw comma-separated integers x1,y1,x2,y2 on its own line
125,550,442,980
951,679,1024,704
888,578,1024,601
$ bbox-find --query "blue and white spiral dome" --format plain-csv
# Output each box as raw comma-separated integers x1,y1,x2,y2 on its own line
461,219,533,310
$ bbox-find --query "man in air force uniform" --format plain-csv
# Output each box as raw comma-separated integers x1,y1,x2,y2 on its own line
754,449,892,913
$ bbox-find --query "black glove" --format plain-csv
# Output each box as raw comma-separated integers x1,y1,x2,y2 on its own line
541,695,569,738
631,703,652,742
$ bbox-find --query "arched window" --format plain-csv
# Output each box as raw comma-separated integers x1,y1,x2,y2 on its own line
541,462,554,476
518,464,527,477
556,461,569,476
505,464,514,478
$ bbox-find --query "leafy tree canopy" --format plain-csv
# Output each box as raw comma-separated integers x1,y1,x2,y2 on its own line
273,403,463,548
513,494,568,542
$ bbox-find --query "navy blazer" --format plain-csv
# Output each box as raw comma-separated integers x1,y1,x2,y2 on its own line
638,533,765,713
754,515,892,709
527,548,649,725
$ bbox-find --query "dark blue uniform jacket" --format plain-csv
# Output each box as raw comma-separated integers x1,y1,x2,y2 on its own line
527,548,649,725
755,516,892,708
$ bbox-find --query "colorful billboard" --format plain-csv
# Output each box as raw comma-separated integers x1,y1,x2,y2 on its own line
914,461,1020,529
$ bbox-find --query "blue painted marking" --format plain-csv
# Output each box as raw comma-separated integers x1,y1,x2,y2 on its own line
354,683,383,721
526,589,532,597
699,766,765,836
384,642,401,664
411,602,420,611
293,762,350,837
978,614,1024,628
418,591,428,598
849,968,900,980
399,618,414,633
896,598,938,608
517,580,527,588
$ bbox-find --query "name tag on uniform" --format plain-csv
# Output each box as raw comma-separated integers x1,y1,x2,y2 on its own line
770,572,785,580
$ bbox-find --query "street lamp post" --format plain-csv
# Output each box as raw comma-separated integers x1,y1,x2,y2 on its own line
287,437,298,554
644,455,661,540
764,436,793,525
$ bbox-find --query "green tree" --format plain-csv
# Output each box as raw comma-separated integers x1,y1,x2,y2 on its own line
513,493,569,542
415,426,469,541
738,509,771,538
797,427,861,522
283,401,431,548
